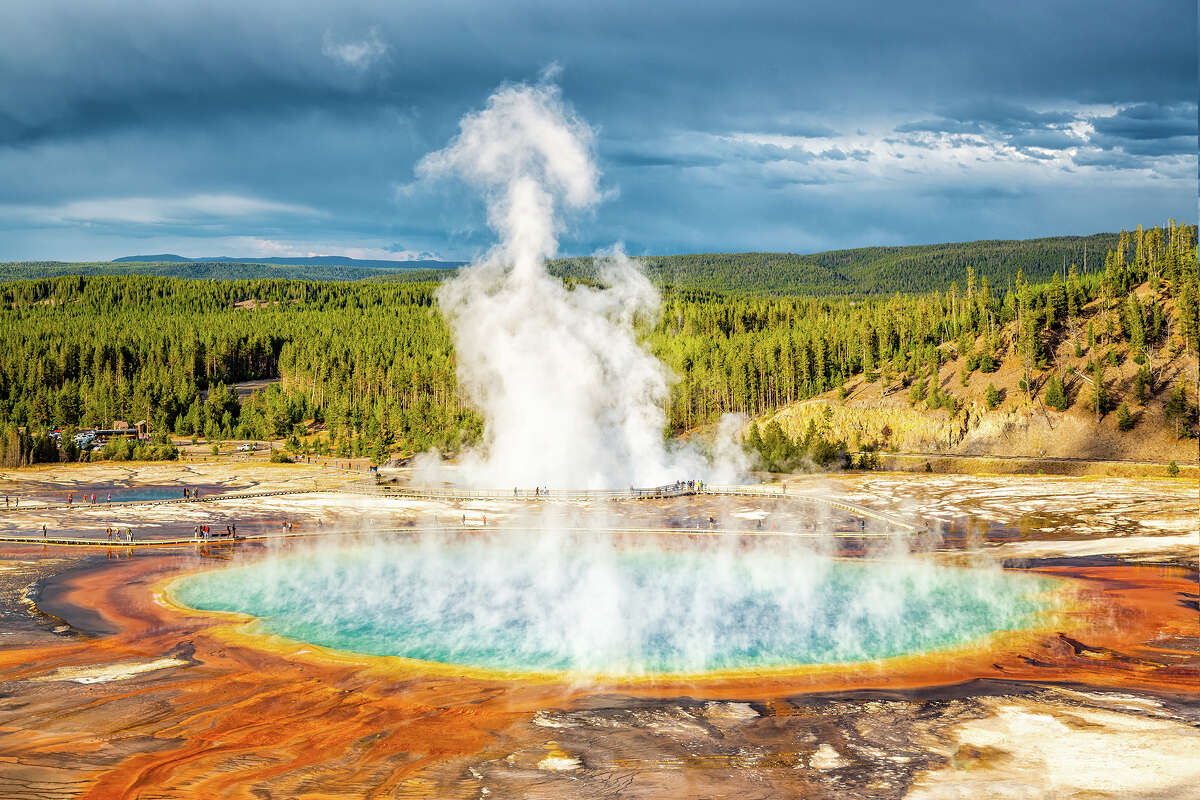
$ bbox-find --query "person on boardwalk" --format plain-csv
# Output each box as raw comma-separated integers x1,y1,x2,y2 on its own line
41,524,47,538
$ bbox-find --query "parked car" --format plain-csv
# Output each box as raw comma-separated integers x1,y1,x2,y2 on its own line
237,442,258,452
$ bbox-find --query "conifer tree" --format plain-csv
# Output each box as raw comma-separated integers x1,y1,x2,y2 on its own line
1044,373,1068,412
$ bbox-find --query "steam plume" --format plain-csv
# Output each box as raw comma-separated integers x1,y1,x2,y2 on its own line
419,80,735,488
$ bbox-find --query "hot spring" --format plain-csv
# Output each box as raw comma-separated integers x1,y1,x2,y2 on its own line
170,533,1057,676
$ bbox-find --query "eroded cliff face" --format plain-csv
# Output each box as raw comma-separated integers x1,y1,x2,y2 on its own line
761,392,1196,469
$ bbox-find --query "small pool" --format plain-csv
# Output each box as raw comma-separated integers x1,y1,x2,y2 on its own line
101,485,191,503
19,484,230,504
171,534,1057,676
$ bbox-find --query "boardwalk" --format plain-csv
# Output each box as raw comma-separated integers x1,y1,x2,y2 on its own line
0,524,897,548
0,481,917,547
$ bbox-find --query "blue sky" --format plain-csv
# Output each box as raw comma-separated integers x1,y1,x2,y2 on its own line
0,0,1195,262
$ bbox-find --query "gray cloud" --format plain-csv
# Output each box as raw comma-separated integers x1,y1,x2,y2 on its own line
1008,130,1082,150
1091,103,1197,141
322,27,388,70
0,0,1194,260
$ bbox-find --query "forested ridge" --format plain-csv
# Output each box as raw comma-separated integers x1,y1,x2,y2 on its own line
0,221,1195,467
552,232,1121,295
3,230,1120,296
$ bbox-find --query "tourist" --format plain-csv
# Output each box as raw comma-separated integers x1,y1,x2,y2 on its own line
184,488,189,499
231,522,236,538
41,524,47,538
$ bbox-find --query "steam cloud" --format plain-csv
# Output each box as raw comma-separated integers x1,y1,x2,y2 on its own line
419,79,743,488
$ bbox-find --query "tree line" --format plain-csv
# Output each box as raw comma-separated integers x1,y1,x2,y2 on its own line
0,220,1194,467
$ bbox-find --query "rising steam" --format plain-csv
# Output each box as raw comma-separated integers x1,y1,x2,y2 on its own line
419,79,741,488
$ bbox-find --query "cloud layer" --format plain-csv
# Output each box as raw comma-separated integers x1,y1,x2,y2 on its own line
0,0,1194,261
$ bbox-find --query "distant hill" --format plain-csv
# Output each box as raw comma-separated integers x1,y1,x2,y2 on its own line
548,233,1121,296
113,254,465,270
1,230,1122,295
0,260,456,284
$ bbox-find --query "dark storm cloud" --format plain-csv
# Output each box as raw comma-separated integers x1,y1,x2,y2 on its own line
0,0,1194,260
1091,103,1197,141
4,0,1193,147
1084,103,1198,157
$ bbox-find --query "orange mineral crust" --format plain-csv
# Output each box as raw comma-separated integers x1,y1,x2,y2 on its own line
0,549,1195,799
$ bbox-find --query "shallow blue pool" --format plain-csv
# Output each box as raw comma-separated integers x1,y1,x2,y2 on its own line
171,534,1053,675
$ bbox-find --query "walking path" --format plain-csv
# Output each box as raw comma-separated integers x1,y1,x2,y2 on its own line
0,481,917,547
0,523,896,548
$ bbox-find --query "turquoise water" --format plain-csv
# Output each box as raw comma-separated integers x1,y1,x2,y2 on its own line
171,534,1053,675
